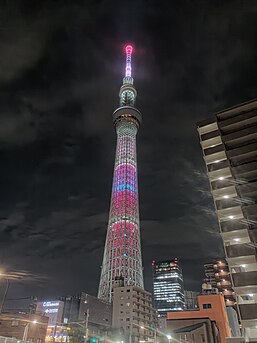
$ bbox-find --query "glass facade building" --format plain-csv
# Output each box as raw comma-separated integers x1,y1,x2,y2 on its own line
152,259,185,315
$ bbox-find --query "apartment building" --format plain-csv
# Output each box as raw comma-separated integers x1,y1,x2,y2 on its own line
197,99,257,342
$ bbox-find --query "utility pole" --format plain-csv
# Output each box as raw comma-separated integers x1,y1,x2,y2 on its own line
84,308,89,343
0,277,9,313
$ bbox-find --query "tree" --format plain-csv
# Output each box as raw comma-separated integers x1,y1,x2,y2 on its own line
69,327,84,343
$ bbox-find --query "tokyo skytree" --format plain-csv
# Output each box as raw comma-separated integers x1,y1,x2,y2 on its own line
98,45,144,302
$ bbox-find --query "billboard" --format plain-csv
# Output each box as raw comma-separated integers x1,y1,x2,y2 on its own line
37,300,64,326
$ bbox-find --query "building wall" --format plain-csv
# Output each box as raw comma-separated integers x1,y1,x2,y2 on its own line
0,313,48,342
113,285,157,343
197,100,257,341
36,300,65,341
167,294,231,343
77,292,112,327
167,319,218,343
184,290,199,310
226,307,241,337
152,259,185,314
38,293,112,341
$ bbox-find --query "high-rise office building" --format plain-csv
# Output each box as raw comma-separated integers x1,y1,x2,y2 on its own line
98,45,144,302
204,259,236,306
197,99,257,342
152,259,185,315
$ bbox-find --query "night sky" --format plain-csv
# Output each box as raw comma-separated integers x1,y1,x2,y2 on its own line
1,0,257,303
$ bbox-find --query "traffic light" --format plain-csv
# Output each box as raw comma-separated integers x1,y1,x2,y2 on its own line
90,337,97,343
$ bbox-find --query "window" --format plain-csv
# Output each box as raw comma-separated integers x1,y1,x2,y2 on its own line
127,289,130,292
120,311,123,314
11,320,19,327
126,318,130,321
203,303,212,309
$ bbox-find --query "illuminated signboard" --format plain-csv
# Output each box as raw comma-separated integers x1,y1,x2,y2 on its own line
37,300,64,326
44,308,58,313
43,301,60,307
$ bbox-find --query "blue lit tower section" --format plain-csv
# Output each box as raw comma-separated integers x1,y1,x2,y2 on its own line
152,259,185,315
98,45,144,302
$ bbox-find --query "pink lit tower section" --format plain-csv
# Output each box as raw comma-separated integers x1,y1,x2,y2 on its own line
98,45,144,302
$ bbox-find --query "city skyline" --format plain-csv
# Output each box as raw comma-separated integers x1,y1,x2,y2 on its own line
0,1,257,301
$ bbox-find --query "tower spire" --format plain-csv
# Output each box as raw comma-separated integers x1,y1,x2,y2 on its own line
119,44,137,107
98,44,144,302
125,44,133,78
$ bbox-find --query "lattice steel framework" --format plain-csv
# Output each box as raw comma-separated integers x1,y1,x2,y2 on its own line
98,45,144,302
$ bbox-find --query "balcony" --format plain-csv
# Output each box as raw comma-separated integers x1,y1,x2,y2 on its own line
201,136,222,150
198,120,218,135
232,161,257,179
204,150,227,165
228,255,257,269
204,143,225,156
219,111,257,133
220,220,248,233
207,160,230,173
239,303,257,320
226,243,256,258
227,142,257,158
232,271,257,287
215,271,229,277
223,125,257,144
249,229,257,244
231,151,257,167
238,182,257,198
211,178,234,191
217,280,231,287
234,284,257,296
217,205,244,222
213,185,237,201
216,198,239,210
222,228,250,245
242,204,257,222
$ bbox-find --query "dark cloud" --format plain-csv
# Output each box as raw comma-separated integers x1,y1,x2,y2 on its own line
0,0,257,302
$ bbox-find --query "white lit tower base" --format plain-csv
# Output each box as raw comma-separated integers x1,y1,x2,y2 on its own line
98,45,144,303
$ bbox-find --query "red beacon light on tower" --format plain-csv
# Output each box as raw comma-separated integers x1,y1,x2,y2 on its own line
125,44,133,54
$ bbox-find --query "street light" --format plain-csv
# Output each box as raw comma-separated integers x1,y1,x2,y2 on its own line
166,334,172,342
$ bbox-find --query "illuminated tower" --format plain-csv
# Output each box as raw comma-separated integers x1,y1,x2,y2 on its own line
98,45,144,302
